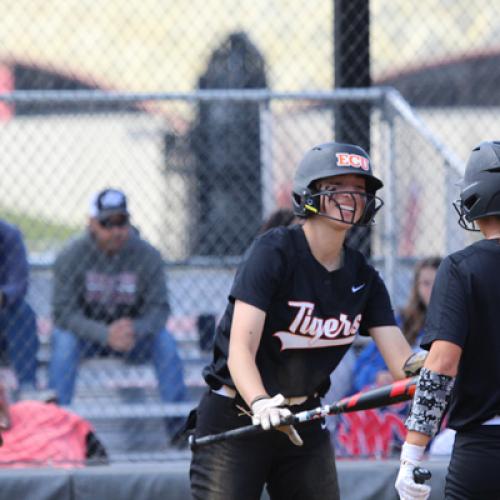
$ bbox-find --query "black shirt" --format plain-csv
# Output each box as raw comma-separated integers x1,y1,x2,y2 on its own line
421,238,500,431
203,225,396,398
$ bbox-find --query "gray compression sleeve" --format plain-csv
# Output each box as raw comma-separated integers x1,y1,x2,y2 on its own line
405,367,455,437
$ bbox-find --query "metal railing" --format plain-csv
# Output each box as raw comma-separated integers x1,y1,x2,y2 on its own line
0,88,464,461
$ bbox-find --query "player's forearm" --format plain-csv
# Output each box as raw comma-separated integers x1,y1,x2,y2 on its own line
405,430,431,447
228,301,268,406
370,326,413,380
389,344,414,380
379,336,413,380
228,347,268,407
54,309,108,344
386,360,407,381
424,340,461,376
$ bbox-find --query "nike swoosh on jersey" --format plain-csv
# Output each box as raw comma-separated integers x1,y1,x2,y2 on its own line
351,284,366,293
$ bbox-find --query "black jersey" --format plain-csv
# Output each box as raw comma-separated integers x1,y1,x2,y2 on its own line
421,239,500,431
203,225,396,398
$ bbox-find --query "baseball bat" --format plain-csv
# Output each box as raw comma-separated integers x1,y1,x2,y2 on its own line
189,376,417,449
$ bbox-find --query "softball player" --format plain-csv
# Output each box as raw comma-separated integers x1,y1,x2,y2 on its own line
396,141,500,500
190,142,415,500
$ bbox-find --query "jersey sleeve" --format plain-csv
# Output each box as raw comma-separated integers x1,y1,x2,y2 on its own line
359,270,397,334
229,236,285,312
420,256,468,350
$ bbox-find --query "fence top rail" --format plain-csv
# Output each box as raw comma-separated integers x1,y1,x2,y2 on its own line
0,86,464,174
384,88,464,177
29,255,244,271
0,87,389,104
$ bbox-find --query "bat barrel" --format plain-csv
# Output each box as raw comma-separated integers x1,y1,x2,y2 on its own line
335,376,417,414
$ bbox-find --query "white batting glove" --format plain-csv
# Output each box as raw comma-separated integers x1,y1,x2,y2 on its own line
395,442,431,500
251,394,303,446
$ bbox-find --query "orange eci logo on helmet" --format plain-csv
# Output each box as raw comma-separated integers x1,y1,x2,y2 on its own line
336,153,370,171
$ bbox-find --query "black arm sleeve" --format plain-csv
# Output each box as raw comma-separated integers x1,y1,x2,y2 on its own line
421,257,468,350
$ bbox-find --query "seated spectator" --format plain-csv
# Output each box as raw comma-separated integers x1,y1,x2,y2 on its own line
0,220,39,397
48,188,187,441
352,256,442,392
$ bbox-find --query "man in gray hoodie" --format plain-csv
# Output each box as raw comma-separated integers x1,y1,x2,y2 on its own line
48,188,187,433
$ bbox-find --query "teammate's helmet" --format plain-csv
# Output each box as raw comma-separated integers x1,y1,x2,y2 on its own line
453,141,500,231
292,142,384,225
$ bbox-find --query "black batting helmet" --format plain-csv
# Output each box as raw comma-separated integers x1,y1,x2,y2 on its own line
453,141,500,231
291,142,384,225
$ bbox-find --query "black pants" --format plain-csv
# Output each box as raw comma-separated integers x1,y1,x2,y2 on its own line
445,425,500,500
190,391,339,500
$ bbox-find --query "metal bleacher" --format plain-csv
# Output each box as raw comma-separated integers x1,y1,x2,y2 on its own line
21,263,231,462
31,313,211,461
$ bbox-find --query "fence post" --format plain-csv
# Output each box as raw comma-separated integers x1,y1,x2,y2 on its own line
259,100,274,220
381,107,397,300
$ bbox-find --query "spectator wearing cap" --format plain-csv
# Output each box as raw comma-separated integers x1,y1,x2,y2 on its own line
0,220,39,396
48,188,187,440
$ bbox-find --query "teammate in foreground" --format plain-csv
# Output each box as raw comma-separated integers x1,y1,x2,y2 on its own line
395,141,500,500
189,141,416,500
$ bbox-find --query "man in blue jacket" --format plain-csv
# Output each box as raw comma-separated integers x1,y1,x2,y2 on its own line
0,221,39,395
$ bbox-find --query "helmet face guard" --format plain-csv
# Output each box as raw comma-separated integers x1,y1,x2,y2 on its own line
296,188,384,226
453,198,479,231
292,142,384,226
454,141,500,231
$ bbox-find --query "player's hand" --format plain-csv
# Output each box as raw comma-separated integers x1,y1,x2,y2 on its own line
403,351,428,377
108,318,135,352
395,443,431,500
251,394,303,446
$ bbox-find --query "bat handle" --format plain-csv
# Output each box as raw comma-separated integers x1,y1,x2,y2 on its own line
188,434,197,450
188,413,300,450
413,466,432,484
189,422,264,450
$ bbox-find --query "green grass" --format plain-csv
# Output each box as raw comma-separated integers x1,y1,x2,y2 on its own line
0,208,81,253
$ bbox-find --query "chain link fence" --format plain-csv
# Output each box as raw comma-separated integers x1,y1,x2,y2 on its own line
0,88,462,461
0,0,499,463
